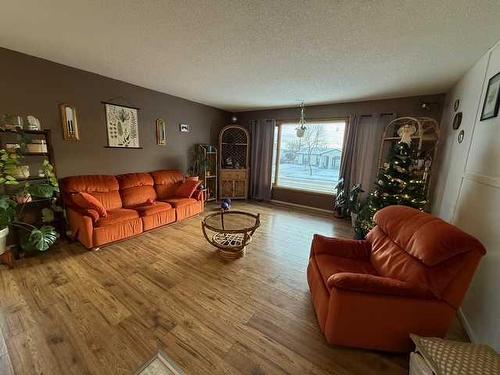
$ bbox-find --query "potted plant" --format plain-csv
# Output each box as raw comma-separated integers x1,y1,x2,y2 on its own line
0,149,59,255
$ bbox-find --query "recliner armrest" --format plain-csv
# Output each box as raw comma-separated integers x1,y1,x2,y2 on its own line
311,234,371,260
66,204,99,223
327,272,433,299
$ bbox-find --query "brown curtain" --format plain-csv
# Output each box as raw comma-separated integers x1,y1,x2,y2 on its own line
339,115,360,194
340,113,396,195
249,119,276,200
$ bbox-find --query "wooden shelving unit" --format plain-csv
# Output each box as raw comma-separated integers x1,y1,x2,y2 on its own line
0,128,64,257
219,125,250,200
194,144,218,202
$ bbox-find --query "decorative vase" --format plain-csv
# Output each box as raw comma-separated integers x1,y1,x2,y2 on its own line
16,192,32,204
0,227,9,255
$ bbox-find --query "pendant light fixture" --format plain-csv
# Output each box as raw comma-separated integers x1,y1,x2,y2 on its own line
296,101,307,138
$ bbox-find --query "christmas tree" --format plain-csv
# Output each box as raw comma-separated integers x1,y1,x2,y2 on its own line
354,135,427,237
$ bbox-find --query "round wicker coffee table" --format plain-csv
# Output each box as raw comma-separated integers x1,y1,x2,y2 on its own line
201,210,260,260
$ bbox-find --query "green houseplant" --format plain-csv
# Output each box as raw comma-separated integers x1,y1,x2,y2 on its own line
0,149,59,254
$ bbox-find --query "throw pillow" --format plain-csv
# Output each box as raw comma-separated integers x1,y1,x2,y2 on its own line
73,192,107,217
175,180,201,198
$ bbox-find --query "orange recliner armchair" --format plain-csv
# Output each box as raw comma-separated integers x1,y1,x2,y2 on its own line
307,205,486,352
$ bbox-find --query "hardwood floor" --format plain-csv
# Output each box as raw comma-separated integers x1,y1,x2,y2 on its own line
0,201,462,374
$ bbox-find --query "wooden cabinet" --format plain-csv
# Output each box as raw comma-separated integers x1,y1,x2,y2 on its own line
220,169,248,199
219,125,250,200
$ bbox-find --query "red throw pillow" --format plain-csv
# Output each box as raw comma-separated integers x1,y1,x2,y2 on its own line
175,180,201,198
72,192,107,217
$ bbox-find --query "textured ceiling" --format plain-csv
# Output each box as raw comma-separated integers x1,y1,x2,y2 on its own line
1,1,500,111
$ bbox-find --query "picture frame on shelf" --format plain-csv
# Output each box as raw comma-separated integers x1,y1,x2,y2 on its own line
179,123,190,133
480,72,500,121
60,104,80,141
103,102,141,148
156,118,167,145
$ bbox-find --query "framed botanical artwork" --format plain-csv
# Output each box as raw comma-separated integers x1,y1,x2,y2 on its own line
60,104,80,141
103,102,141,148
156,118,167,145
480,72,500,121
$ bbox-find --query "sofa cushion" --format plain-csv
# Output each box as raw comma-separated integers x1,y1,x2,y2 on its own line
61,175,122,210
162,197,197,208
372,206,485,266
72,192,108,217
314,254,377,290
95,208,139,228
151,170,184,199
131,201,172,217
174,180,200,198
117,173,157,207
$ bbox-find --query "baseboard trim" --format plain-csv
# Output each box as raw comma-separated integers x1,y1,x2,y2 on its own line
270,199,333,214
457,308,476,343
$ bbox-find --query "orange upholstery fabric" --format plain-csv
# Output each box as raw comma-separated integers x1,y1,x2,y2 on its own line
131,201,172,216
93,217,143,247
174,180,201,198
62,171,204,249
151,170,184,199
66,207,94,249
95,208,139,228
307,205,486,352
117,173,157,207
141,209,176,231
61,175,122,210
72,192,108,217
162,197,197,207
129,201,176,230
162,197,202,221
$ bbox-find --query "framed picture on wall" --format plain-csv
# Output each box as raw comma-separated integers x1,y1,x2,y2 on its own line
103,102,141,148
480,72,500,121
60,104,80,141
156,118,167,145
179,123,191,133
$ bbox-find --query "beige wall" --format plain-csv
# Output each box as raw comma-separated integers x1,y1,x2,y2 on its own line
0,48,230,178
235,94,445,210
432,40,500,350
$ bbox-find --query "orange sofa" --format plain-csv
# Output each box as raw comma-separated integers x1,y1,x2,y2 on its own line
61,170,204,249
307,205,486,352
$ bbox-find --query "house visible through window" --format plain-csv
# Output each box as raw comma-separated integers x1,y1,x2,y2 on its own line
272,120,346,193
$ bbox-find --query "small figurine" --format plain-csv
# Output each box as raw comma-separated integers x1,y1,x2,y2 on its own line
26,115,41,130
220,198,232,211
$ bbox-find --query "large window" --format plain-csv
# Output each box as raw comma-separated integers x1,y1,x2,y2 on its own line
272,120,346,193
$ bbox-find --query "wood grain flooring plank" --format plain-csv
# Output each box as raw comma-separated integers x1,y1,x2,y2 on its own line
0,201,454,374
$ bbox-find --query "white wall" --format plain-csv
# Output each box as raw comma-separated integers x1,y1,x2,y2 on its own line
432,41,500,350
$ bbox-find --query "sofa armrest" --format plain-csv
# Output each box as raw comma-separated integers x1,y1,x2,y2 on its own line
327,273,433,299
66,207,95,249
194,189,204,202
66,204,99,223
311,234,371,260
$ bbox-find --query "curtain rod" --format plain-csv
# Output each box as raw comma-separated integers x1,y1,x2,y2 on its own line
359,112,395,118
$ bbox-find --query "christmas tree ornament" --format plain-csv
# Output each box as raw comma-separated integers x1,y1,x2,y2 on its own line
397,124,417,145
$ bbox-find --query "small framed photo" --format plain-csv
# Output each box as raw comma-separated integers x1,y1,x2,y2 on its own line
156,118,167,145
480,72,500,121
179,124,190,133
60,104,80,141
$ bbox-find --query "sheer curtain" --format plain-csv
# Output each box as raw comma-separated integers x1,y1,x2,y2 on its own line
249,119,276,200
340,113,396,195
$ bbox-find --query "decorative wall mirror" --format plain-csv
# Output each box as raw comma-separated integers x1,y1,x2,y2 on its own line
452,112,463,130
